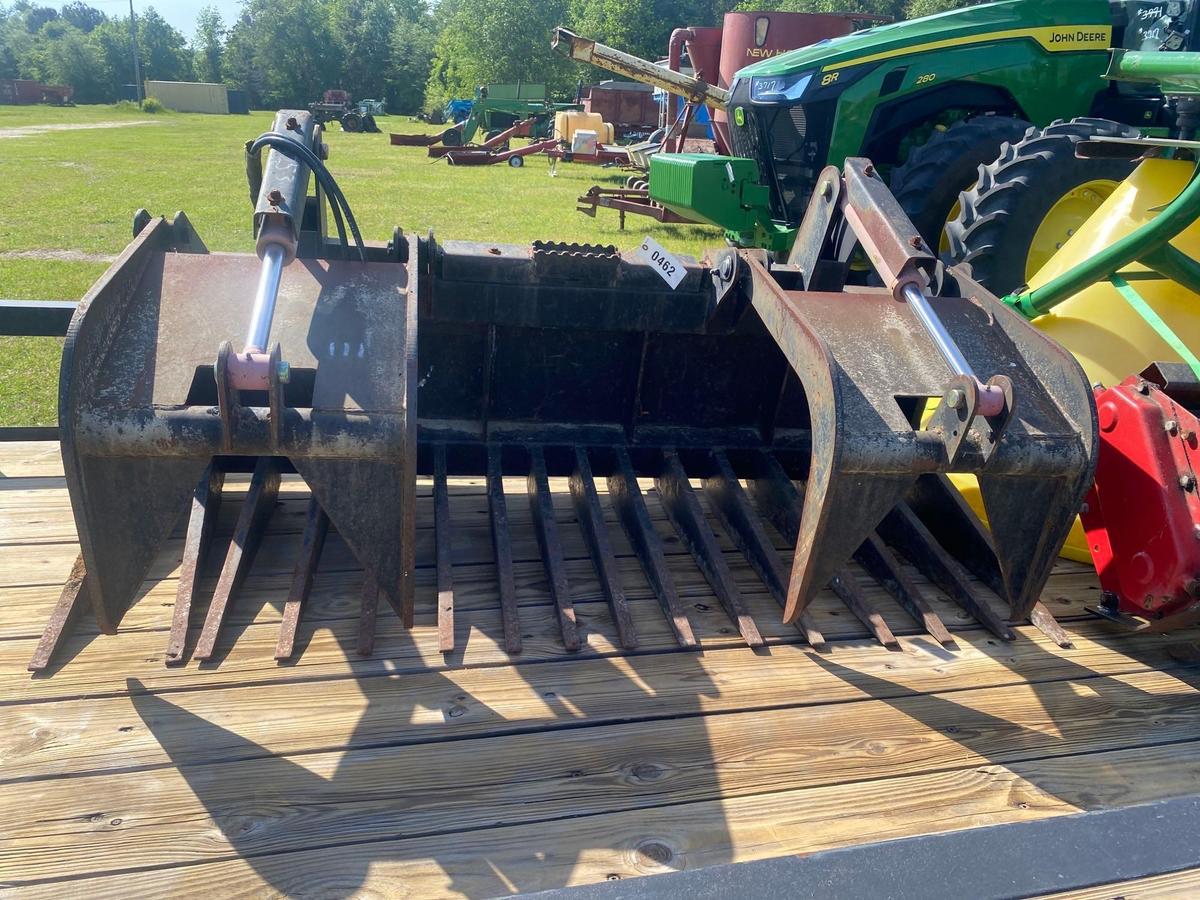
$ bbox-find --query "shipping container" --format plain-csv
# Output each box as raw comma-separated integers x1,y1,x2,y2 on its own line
226,90,250,115
144,81,230,114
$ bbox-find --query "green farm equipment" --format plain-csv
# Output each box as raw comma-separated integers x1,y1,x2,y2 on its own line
568,0,1200,292
308,90,381,134
390,85,579,153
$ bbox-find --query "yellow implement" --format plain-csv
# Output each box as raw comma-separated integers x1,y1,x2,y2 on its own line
956,154,1200,562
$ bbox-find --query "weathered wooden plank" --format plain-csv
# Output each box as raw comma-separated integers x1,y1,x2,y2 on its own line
0,573,1120,708
0,441,63,478
4,739,1191,897
0,622,1190,784
7,723,1200,890
1039,867,1200,899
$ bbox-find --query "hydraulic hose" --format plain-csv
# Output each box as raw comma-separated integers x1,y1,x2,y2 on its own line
248,133,366,261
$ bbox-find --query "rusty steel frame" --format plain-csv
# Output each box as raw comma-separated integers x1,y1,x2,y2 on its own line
576,186,695,230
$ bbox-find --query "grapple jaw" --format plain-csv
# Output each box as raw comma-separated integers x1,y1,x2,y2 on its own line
56,210,417,626
740,159,1097,627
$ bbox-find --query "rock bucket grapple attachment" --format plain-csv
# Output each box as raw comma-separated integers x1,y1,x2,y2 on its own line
31,112,1097,672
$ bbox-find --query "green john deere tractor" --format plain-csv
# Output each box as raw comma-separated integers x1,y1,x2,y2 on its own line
645,0,1199,293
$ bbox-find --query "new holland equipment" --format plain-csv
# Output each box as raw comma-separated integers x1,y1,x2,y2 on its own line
30,109,1098,671
556,9,878,225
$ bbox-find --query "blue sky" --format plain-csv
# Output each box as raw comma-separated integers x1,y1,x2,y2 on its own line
157,1,243,38
119,1,244,40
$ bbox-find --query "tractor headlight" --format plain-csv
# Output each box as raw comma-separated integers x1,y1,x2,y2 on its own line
748,71,814,103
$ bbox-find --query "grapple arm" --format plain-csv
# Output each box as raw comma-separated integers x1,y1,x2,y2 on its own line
733,160,1098,624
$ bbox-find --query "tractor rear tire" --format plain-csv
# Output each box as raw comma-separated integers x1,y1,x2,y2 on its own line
889,115,1032,257
341,112,362,133
945,118,1140,295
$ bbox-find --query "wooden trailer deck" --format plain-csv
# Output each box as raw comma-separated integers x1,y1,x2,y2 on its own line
3,439,1200,897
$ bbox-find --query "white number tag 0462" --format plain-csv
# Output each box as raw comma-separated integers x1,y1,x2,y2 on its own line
637,236,687,290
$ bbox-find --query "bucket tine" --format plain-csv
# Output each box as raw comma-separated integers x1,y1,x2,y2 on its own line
488,445,523,654
878,503,1016,641
28,555,91,673
433,445,457,654
274,498,330,662
855,534,955,647
528,447,581,651
905,475,1007,594
194,457,282,661
569,447,637,650
703,450,825,648
656,449,764,648
829,570,900,649
166,463,226,666
607,447,697,648
746,451,899,648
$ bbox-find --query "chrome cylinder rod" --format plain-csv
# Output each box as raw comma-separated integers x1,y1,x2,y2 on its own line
901,282,1005,416
245,242,286,353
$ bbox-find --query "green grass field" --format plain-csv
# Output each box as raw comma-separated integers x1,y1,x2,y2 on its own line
0,104,722,426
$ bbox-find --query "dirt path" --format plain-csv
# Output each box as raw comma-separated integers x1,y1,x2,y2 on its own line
0,120,159,139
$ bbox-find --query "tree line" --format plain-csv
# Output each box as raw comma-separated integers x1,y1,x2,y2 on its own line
0,0,973,113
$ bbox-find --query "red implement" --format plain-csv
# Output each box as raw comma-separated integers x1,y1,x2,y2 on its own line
390,121,465,147
1083,369,1200,630
444,138,557,167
